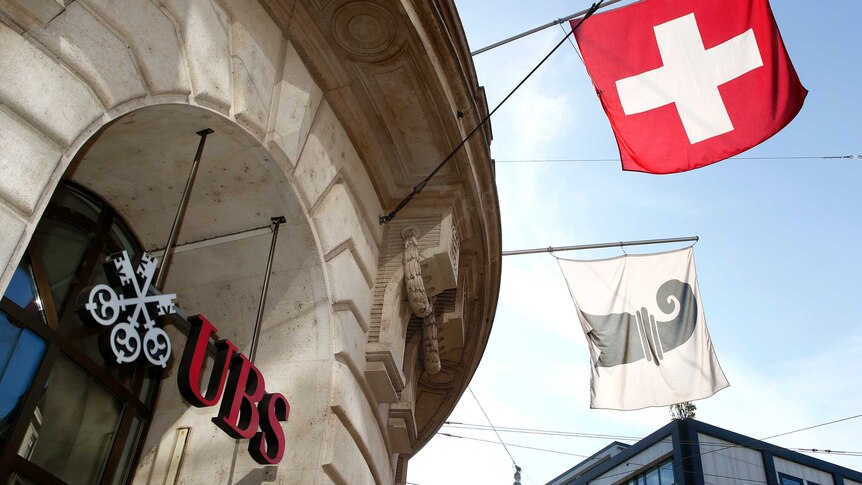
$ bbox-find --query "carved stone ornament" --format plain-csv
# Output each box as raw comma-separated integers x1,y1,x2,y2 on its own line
402,227,440,374
76,251,177,368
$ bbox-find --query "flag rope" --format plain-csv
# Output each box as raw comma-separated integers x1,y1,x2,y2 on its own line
502,236,698,257
378,1,606,224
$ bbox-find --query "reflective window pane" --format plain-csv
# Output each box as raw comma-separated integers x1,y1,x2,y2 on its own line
33,218,90,318
112,415,144,485
6,264,37,311
0,312,46,443
7,472,39,485
22,355,123,485
659,460,674,484
51,185,102,225
110,219,142,256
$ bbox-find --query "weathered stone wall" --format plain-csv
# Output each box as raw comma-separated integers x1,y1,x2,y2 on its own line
0,0,500,483
0,1,395,483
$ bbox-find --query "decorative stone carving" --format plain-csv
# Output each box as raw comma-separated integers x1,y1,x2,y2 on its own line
402,227,440,374
332,2,400,61
402,227,432,318
365,209,460,401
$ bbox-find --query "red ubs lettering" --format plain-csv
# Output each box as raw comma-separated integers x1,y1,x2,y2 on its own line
177,315,289,464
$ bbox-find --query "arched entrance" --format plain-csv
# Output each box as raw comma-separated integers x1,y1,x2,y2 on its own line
0,103,330,483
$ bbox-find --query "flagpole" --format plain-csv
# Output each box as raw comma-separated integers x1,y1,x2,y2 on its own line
471,0,625,56
502,236,698,256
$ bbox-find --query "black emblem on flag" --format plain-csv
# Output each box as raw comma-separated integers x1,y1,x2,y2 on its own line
582,279,697,367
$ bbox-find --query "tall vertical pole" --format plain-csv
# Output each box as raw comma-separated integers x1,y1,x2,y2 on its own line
155,128,214,290
248,216,286,363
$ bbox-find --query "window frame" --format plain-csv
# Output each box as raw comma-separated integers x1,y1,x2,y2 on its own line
0,182,158,485
778,472,805,485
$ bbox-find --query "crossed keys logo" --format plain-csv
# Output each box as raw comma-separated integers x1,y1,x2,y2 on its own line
76,251,176,368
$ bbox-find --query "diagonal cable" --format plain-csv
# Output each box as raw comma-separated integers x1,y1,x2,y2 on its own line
379,1,606,224
469,387,519,468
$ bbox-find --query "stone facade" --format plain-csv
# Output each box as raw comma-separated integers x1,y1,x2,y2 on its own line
0,0,499,484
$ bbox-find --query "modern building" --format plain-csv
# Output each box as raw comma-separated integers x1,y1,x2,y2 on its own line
0,0,501,483
548,419,862,485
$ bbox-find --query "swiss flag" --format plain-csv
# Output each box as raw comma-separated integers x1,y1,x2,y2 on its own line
573,0,807,174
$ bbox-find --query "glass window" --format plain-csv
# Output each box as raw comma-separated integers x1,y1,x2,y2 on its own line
0,182,157,484
111,415,144,485
5,265,37,311
7,472,39,485
779,474,804,485
0,313,46,444
625,459,675,485
659,460,674,484
22,355,123,485
32,218,91,318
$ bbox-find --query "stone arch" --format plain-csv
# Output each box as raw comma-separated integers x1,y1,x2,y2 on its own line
55,101,338,481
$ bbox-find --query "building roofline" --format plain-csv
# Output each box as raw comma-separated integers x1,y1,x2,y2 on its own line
563,419,862,485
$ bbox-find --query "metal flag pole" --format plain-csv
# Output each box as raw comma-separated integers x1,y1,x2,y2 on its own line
502,236,698,257
155,128,214,290
248,216,286,364
471,0,624,56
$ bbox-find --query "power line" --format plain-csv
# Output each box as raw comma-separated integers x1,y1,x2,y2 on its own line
443,422,641,441
435,414,862,483
469,387,519,468
685,413,862,463
442,421,862,457
494,154,859,163
439,432,602,459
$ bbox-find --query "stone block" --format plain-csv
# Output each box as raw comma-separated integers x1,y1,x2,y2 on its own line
325,249,372,332
159,0,231,109
220,1,282,136
387,417,411,454
31,3,146,109
0,107,62,214
269,40,323,167
0,21,102,145
330,362,392,484
322,414,375,485
0,203,25,292
81,0,191,96
364,360,398,404
313,182,378,285
292,101,341,209
0,0,64,29
417,209,459,297
333,309,367,375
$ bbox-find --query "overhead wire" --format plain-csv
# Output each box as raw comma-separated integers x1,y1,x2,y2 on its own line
494,154,859,163
378,1,607,224
434,414,862,484
442,420,862,458
682,413,862,464
468,387,520,469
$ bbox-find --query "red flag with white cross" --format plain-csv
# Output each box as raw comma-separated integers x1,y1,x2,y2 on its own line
573,0,807,174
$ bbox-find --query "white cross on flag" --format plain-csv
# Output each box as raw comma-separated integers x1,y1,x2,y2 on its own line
558,248,729,410
573,0,807,174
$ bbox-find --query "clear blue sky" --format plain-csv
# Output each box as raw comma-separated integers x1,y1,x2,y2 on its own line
409,1,862,484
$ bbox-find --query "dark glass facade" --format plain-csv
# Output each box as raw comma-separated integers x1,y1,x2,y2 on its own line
0,183,157,484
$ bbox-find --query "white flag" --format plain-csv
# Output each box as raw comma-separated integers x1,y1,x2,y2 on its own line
558,247,728,410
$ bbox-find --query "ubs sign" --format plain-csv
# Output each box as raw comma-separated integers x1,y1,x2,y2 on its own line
77,251,289,464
